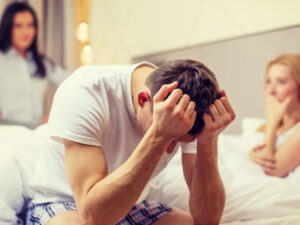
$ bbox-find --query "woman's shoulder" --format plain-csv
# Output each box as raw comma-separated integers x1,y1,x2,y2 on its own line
0,49,20,65
0,49,13,60
278,121,300,141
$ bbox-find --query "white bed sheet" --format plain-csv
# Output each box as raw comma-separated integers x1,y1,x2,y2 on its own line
1,119,300,225
222,215,300,225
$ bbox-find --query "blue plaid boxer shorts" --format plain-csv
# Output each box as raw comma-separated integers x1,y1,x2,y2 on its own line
26,200,172,225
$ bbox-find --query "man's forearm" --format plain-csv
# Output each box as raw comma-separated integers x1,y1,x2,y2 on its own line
189,140,225,225
81,128,170,225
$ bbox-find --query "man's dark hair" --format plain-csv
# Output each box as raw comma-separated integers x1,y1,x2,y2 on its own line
0,2,46,77
146,59,220,135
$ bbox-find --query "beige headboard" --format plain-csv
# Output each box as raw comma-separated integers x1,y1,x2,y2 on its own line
133,25,300,134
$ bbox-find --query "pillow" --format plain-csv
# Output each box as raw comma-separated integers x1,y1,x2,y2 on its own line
241,117,265,135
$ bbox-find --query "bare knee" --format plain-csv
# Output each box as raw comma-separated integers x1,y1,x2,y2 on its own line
46,210,82,225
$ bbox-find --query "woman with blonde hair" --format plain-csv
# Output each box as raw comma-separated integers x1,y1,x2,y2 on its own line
249,53,300,177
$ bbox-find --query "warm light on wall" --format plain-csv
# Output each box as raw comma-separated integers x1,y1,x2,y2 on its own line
76,0,92,65
80,44,93,64
76,22,89,43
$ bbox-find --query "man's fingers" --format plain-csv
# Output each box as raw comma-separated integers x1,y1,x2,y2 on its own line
165,89,183,106
184,101,196,118
153,81,178,102
191,110,197,122
208,104,218,122
219,97,236,120
177,94,190,110
214,99,226,116
202,113,213,127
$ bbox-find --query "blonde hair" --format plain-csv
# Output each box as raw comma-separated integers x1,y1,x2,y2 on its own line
265,54,300,92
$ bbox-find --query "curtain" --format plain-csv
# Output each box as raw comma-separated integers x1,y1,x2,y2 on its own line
43,0,79,70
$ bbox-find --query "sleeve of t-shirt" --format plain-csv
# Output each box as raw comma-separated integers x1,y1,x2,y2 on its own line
180,140,197,154
48,74,107,147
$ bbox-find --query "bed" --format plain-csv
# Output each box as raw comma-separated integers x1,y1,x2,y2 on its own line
1,118,300,225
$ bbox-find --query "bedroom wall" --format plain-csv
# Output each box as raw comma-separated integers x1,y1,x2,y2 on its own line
89,0,300,64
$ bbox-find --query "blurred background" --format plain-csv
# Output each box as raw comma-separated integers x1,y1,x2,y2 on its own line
1,0,300,133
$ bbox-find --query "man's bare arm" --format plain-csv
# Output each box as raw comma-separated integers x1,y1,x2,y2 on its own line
64,82,197,225
183,93,235,225
64,129,169,225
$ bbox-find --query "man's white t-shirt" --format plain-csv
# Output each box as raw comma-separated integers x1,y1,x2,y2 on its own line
29,62,196,204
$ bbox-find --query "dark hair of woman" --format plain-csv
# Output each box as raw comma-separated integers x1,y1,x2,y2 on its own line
0,2,46,77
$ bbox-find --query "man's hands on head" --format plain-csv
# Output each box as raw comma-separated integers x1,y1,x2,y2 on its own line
196,89,236,146
150,84,235,145
151,81,197,142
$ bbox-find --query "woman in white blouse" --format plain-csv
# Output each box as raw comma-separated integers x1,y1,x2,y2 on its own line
0,2,67,128
249,54,300,177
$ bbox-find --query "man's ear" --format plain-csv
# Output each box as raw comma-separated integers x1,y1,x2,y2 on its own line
138,91,150,107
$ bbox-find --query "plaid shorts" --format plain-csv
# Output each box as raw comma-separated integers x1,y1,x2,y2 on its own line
26,200,172,225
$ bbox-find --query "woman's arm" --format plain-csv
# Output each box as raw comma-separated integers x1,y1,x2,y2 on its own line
250,126,300,177
267,126,300,177
260,95,290,157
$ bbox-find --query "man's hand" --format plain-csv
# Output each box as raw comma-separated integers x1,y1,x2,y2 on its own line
151,81,197,141
196,90,235,145
187,89,233,225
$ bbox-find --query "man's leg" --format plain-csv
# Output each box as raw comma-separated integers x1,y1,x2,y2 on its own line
152,209,194,225
45,210,194,225
28,200,173,225
46,211,82,225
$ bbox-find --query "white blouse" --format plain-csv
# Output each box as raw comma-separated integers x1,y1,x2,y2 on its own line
0,48,68,128
276,121,300,149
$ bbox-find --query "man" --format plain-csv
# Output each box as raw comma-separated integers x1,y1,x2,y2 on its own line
27,59,235,225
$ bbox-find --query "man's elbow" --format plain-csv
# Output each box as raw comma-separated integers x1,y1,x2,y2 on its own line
80,199,110,225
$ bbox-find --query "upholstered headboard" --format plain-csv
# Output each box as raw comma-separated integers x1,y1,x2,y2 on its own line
133,25,300,134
